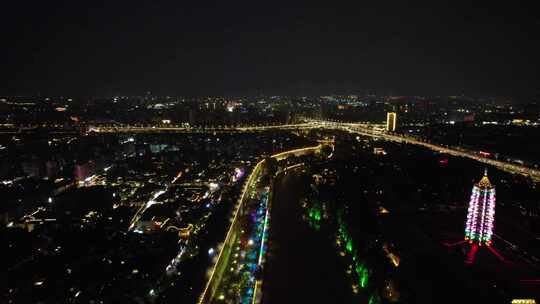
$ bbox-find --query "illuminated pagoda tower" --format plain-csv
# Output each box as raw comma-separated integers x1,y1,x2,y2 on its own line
464,170,496,246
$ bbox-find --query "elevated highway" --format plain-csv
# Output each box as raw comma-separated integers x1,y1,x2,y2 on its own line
88,123,317,133
89,120,540,181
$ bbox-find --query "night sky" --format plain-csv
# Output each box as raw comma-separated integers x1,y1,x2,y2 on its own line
2,1,539,97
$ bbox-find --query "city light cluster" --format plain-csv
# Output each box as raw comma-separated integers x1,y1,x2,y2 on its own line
465,171,496,246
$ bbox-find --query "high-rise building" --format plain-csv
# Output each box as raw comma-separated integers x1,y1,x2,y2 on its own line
465,170,496,246
386,112,397,132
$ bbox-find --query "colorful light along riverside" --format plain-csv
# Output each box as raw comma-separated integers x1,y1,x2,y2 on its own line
336,210,370,291
465,170,496,246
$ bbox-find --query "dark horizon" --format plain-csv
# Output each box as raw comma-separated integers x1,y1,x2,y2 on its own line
2,2,539,97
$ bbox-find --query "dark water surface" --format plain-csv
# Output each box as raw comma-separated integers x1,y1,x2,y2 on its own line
262,172,352,304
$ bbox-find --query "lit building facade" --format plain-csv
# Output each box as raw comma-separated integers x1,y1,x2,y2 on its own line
465,170,496,246
386,112,397,132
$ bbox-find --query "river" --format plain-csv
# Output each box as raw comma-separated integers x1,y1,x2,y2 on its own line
262,171,353,303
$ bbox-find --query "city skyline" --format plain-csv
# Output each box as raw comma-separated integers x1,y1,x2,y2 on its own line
2,3,540,303
2,101,540,303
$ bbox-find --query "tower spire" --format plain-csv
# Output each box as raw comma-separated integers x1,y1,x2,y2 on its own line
478,169,492,188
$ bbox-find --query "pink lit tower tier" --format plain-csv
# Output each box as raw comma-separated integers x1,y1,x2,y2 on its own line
464,169,496,246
